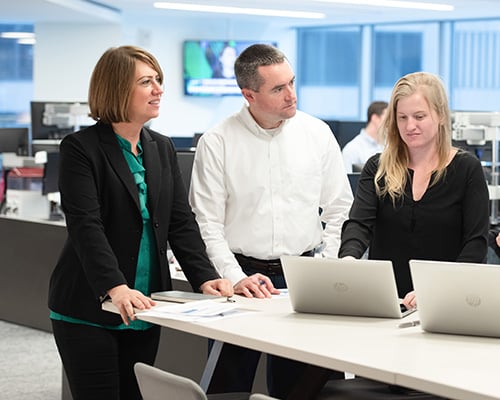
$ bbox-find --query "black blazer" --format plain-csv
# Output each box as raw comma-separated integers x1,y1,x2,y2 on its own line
48,122,219,326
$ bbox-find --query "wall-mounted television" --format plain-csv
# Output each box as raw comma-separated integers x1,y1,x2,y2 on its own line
183,40,277,97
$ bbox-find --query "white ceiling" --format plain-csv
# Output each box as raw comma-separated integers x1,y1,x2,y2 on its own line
2,0,500,27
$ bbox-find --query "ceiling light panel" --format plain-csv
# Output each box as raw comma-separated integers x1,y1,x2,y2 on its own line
153,2,326,19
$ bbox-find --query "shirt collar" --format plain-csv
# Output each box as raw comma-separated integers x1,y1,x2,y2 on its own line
115,134,143,156
239,104,290,138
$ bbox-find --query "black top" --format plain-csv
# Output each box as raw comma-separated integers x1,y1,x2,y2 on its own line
339,150,489,298
48,122,219,326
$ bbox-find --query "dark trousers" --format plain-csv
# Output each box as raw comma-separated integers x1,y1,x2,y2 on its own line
52,319,161,400
207,266,344,399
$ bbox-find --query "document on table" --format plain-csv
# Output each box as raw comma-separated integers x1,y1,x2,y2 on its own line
137,299,250,322
275,288,289,297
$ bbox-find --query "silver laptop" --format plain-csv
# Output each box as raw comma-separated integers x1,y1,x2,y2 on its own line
410,259,500,338
281,256,414,319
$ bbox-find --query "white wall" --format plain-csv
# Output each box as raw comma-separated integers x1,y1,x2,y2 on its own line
34,23,122,102
33,15,297,137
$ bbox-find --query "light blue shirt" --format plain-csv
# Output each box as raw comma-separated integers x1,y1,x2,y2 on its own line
342,129,384,173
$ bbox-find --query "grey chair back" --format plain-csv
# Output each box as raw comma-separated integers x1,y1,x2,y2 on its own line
134,362,207,400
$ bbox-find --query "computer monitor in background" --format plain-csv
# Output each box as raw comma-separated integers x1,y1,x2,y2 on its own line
352,163,365,173
323,120,365,149
453,139,492,164
192,133,203,147
171,137,194,151
176,150,195,191
0,127,30,156
30,101,93,140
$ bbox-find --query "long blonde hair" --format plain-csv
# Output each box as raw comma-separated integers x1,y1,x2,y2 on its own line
375,72,452,203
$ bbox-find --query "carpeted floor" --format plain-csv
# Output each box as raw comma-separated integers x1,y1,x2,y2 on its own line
0,320,61,399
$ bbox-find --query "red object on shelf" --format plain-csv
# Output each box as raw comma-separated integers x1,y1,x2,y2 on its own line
6,167,44,191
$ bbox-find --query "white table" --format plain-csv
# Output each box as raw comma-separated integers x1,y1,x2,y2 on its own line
104,295,500,400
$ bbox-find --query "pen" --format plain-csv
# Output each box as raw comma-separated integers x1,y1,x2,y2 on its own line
398,320,420,329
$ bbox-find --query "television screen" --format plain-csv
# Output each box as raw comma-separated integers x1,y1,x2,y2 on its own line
183,40,277,96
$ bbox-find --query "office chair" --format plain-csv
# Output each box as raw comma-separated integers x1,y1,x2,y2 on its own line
134,362,250,400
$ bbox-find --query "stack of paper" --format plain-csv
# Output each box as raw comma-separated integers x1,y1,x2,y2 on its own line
137,299,246,322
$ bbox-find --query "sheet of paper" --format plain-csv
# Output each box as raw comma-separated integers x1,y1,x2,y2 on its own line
137,299,250,322
273,288,289,297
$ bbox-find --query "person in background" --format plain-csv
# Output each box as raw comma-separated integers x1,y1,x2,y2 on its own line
339,71,489,311
216,42,237,78
189,43,353,399
342,101,388,173
48,45,232,400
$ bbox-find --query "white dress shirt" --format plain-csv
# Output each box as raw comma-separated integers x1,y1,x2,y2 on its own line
189,105,353,285
342,129,384,173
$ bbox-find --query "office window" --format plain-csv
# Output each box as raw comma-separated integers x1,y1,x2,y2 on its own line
374,32,422,86
372,23,439,103
297,27,362,120
299,29,361,85
0,24,34,128
451,20,500,111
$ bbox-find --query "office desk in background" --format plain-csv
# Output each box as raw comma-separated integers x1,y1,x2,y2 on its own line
0,215,65,331
104,295,500,400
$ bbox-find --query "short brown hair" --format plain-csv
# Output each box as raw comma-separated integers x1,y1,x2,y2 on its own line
234,44,286,91
367,101,388,123
88,45,163,123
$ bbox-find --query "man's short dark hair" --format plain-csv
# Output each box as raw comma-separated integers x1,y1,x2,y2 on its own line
367,101,388,123
234,44,287,91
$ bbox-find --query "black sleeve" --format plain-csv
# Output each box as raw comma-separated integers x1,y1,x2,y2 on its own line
338,154,379,258
59,132,127,299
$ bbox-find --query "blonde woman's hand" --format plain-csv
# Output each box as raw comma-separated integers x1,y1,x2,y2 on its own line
402,290,417,310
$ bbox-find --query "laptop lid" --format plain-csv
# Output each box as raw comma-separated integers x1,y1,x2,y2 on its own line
281,256,413,319
410,259,500,338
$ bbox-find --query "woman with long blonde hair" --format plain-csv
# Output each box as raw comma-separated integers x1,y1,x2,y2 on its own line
339,71,489,309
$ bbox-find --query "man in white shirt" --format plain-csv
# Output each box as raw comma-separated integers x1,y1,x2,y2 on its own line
189,44,353,399
342,101,388,173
